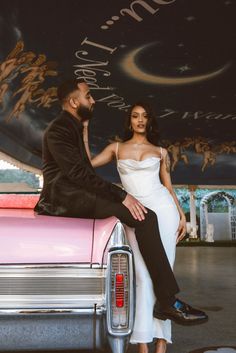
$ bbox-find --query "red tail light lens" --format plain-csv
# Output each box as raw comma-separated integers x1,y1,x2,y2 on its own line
115,273,124,307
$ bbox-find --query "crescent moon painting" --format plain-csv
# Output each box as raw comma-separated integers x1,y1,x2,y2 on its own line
0,0,235,187
120,44,231,85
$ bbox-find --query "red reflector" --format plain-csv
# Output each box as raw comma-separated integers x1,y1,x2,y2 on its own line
116,274,123,282
115,273,124,308
116,298,124,307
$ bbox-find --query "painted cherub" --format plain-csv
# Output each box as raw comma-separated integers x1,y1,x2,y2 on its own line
167,141,189,171
0,47,36,105
194,136,209,154
6,81,40,122
20,56,57,87
201,144,217,172
218,141,236,154
31,87,58,107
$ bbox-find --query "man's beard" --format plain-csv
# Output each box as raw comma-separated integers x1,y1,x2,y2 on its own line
77,104,94,122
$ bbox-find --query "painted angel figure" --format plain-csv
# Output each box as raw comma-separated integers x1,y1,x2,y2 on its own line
194,137,209,154
0,42,36,105
201,145,217,172
31,87,58,107
20,55,57,87
167,141,189,171
6,81,40,122
218,141,236,154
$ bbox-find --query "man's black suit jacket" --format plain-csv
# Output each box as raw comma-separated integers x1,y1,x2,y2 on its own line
35,110,127,218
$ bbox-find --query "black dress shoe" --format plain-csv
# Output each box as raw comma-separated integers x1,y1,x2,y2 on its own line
153,299,208,325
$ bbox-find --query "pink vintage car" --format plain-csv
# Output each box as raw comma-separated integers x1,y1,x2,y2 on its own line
0,194,135,353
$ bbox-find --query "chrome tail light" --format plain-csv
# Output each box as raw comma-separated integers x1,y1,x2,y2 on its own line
106,249,134,336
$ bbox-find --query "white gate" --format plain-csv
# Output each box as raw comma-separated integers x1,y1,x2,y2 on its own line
200,191,236,241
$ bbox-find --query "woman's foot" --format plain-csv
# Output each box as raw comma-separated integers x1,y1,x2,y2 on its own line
155,339,167,353
138,343,149,353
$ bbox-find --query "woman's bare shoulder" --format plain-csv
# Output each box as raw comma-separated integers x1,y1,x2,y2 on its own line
107,141,127,152
160,146,168,154
107,142,117,152
156,146,168,158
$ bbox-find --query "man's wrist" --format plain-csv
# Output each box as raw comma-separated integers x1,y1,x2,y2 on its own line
120,189,127,201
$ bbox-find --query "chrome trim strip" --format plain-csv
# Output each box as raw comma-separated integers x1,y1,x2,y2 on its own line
0,303,105,310
0,307,105,315
0,264,99,269
0,268,105,277
91,263,101,268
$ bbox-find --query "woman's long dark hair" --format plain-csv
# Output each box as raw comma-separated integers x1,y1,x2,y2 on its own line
123,101,160,146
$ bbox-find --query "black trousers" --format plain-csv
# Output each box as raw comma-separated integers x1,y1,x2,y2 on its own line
94,197,180,307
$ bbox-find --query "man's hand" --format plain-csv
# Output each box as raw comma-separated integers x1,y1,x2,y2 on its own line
122,194,147,221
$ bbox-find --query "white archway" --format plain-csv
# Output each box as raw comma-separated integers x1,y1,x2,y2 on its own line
200,191,236,241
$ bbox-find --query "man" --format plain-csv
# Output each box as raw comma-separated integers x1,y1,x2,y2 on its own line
35,79,208,325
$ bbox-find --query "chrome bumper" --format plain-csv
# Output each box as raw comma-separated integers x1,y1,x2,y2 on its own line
0,308,107,351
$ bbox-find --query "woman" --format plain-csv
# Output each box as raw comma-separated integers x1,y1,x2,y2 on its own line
84,102,186,353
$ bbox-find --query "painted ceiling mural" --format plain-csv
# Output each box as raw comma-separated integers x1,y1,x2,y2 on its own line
0,0,235,184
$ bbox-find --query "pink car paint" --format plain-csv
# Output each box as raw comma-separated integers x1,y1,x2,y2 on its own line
0,207,118,265
0,194,39,208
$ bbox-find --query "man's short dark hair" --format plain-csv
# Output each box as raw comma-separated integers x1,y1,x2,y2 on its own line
57,79,79,103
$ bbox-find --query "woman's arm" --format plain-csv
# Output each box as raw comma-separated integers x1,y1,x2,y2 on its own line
159,148,186,243
91,143,116,168
82,121,91,160
82,120,117,168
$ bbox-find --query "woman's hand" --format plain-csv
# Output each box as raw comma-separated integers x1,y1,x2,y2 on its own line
176,216,187,244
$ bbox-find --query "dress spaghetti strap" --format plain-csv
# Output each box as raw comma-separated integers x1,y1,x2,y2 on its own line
160,146,163,160
116,142,120,160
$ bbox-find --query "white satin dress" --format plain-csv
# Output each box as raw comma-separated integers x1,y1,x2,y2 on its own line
116,144,179,344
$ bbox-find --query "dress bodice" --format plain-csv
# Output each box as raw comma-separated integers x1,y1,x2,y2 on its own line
117,157,164,198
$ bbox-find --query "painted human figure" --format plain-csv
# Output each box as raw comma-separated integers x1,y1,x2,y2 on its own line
167,141,188,171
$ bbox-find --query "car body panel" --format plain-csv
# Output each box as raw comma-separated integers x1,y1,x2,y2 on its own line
0,208,118,265
0,195,134,353
0,209,94,264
